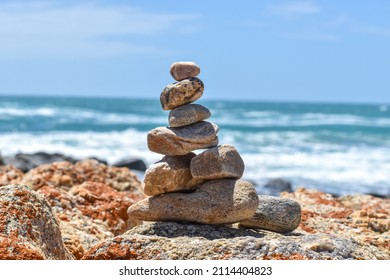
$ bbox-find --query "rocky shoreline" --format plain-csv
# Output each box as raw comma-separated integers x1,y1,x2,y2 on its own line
0,159,388,260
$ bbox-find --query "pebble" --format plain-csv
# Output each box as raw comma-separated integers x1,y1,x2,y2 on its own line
143,153,204,196
239,195,301,233
190,144,244,179
169,104,211,127
160,77,204,110
127,179,259,224
170,61,200,81
147,121,219,156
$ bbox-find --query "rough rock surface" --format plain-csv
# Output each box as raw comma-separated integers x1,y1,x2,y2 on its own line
0,165,24,186
128,179,259,224
190,144,244,180
0,184,73,260
240,195,301,233
21,159,143,194
281,188,389,257
160,78,204,110
143,153,204,196
82,221,386,260
37,180,144,259
168,104,211,127
170,61,200,81
147,122,219,156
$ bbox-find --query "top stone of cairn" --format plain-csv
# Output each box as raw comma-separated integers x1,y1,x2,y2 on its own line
170,61,200,81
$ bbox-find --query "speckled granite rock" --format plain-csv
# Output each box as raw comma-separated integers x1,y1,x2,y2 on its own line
160,77,204,110
170,61,200,81
190,144,244,180
281,188,389,257
169,104,211,127
0,165,24,186
143,153,204,196
239,195,301,233
0,184,73,260
82,221,387,260
21,159,144,195
128,179,259,224
147,122,219,156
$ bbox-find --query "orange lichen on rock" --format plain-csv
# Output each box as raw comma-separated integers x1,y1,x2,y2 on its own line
0,165,24,186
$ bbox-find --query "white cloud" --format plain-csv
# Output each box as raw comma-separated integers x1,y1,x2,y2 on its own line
267,1,321,18
0,1,199,59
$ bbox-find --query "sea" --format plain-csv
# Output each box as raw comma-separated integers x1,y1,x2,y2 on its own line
0,95,389,197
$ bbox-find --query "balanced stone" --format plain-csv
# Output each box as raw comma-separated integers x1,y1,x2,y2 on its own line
127,179,259,224
170,61,200,81
239,195,301,233
143,153,204,196
190,144,244,180
169,104,211,128
160,77,204,110
147,121,219,156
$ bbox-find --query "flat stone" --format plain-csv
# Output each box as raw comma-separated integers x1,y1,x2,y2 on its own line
143,153,204,196
169,104,211,127
239,195,301,233
190,144,244,180
147,121,219,156
170,61,200,81
127,179,259,224
160,77,204,110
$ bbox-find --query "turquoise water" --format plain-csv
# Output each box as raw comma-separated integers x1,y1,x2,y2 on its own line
1,95,389,196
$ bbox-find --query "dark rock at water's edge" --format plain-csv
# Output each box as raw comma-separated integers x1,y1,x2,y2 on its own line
0,152,109,173
252,178,293,196
1,152,78,172
113,158,147,172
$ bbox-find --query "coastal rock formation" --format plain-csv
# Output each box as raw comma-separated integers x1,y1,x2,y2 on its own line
0,164,24,186
190,144,245,180
0,184,73,260
21,159,143,195
128,179,259,224
143,153,203,196
147,122,219,156
160,77,204,110
239,195,301,233
168,103,211,127
170,61,200,81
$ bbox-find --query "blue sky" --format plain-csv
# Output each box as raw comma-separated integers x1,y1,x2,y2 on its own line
0,0,389,103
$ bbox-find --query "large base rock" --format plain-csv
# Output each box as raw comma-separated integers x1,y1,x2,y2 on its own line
128,179,259,224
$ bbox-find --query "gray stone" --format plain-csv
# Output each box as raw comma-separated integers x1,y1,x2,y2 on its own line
239,195,301,233
147,121,219,156
143,153,204,196
169,104,211,128
127,179,259,224
190,144,244,180
170,61,200,81
160,77,204,110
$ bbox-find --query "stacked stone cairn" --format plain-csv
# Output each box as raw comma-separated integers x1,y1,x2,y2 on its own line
127,62,302,232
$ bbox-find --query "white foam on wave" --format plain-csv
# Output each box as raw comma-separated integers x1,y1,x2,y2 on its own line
0,129,161,165
0,107,57,117
213,112,390,127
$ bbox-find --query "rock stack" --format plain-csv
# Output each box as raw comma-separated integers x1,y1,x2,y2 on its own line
127,61,259,224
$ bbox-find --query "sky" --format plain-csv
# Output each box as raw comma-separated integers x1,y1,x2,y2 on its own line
0,0,389,103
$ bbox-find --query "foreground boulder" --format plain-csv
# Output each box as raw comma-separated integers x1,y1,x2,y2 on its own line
82,221,386,260
128,179,259,224
0,184,73,260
